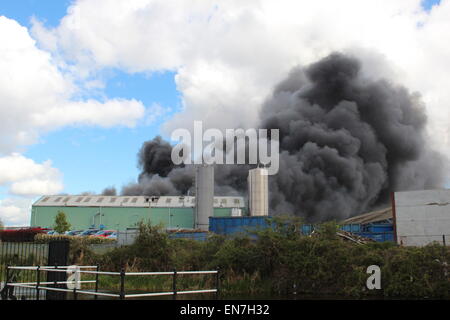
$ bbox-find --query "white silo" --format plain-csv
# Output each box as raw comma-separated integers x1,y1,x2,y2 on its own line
248,168,269,216
195,165,214,231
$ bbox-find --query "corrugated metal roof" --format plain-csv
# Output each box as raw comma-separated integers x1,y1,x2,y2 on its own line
33,195,245,208
342,207,392,225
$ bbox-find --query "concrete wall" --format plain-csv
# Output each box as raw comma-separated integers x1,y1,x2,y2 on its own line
393,189,450,246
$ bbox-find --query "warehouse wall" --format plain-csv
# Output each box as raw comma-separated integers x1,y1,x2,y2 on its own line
31,206,238,231
394,189,450,246
150,207,195,229
31,206,152,231
213,208,235,217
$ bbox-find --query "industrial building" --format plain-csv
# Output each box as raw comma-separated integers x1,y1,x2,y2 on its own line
341,189,450,246
393,189,450,246
341,207,394,242
30,195,246,231
30,166,271,233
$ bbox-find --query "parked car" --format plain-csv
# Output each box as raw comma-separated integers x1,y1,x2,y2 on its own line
92,230,116,238
65,230,83,236
78,229,100,237
106,232,117,240
47,230,59,235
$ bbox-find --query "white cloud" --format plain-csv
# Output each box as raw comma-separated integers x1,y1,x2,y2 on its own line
10,180,62,197
30,0,450,166
31,98,146,128
0,153,62,225
0,197,35,227
0,153,63,196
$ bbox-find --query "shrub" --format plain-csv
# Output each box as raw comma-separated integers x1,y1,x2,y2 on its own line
53,211,71,234
99,222,173,272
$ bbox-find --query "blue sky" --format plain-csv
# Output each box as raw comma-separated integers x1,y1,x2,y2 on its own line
423,0,442,10
0,1,182,196
0,0,70,28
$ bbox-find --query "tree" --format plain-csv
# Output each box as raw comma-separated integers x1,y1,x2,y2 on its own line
53,211,71,234
0,218,3,230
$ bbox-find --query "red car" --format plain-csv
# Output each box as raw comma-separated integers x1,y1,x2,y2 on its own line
92,230,116,238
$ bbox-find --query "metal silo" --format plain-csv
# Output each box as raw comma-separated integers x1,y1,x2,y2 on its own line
248,168,269,216
195,165,214,230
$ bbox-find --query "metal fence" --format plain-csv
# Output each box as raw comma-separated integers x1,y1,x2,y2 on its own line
0,241,48,300
3,265,220,300
398,234,450,246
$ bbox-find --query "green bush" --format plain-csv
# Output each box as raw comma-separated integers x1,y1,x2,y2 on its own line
98,222,173,272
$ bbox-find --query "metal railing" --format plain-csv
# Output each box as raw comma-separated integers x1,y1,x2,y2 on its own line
398,234,450,246
3,265,220,300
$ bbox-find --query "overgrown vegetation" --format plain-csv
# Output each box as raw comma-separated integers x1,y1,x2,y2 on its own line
34,234,115,267
65,220,450,299
34,234,115,245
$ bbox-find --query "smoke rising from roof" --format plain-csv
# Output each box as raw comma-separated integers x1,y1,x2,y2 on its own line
118,52,445,222
101,187,117,196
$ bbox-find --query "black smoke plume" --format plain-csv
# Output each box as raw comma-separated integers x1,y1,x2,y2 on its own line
120,52,445,222
122,136,194,196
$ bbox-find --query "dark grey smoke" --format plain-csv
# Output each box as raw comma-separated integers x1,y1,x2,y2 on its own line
122,167,195,196
119,52,445,222
101,187,117,196
261,53,444,220
138,136,175,178
122,136,194,196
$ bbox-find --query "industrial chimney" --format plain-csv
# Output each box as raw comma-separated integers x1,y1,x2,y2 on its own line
248,168,269,216
195,165,214,231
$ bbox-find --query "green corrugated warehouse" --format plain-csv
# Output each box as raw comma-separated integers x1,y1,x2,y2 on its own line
30,195,246,231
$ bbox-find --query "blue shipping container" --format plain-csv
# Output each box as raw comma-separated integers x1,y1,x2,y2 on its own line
357,232,394,242
341,224,362,233
209,217,395,242
365,224,393,233
209,216,270,235
169,232,209,241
